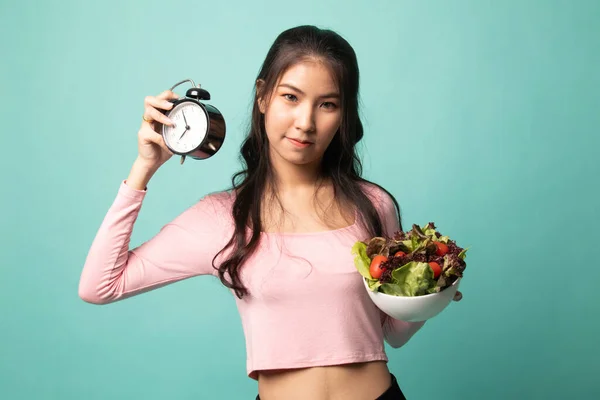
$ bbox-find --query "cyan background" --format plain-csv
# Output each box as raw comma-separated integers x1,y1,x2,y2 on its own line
1,0,598,399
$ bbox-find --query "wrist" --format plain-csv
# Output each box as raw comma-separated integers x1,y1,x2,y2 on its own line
126,157,160,191
133,156,161,173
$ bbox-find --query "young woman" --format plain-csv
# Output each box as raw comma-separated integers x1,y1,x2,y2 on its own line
79,25,459,400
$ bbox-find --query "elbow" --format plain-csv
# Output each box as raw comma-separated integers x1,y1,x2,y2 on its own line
383,319,427,349
78,282,110,305
78,289,105,305
385,336,409,349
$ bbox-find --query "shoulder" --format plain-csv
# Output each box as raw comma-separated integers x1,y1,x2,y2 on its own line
181,190,235,233
358,180,400,236
204,189,234,208
196,189,235,218
358,180,396,211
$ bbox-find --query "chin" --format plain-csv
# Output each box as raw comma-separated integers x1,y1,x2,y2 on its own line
284,154,318,166
272,148,319,166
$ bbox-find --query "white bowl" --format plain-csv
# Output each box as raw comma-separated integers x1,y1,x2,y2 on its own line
363,277,461,322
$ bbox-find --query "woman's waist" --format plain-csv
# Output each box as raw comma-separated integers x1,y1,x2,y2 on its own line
257,361,391,400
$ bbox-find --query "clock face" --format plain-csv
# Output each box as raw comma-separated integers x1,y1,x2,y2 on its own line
162,101,208,154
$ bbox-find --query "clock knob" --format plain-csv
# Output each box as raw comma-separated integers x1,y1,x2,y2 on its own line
186,88,211,101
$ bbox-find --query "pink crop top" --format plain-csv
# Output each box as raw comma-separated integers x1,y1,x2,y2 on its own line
78,180,426,380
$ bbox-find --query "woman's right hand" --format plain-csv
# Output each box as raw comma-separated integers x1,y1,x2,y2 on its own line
137,90,179,169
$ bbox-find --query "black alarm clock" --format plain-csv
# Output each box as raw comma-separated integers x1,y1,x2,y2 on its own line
161,79,226,164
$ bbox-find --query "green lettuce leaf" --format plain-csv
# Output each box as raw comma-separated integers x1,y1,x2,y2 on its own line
422,224,437,238
390,261,435,296
351,241,372,280
421,224,447,242
366,237,389,258
380,283,406,295
366,278,382,291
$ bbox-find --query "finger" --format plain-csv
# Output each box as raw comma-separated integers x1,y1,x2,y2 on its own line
156,90,179,101
140,126,170,152
144,106,175,126
453,291,463,302
144,95,176,112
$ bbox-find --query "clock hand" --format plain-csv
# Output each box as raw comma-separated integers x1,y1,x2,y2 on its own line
179,111,191,140
182,111,191,130
179,127,188,140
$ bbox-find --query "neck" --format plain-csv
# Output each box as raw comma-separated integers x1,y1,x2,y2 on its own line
269,153,324,192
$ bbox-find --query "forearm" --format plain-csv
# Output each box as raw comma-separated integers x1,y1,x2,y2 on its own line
382,317,426,348
78,180,225,305
78,182,147,304
126,157,160,191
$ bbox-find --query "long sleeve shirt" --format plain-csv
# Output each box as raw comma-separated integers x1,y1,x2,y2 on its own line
78,180,426,380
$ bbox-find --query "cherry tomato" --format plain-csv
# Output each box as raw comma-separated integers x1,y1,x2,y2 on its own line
429,262,442,278
434,241,449,256
370,255,388,279
394,251,406,257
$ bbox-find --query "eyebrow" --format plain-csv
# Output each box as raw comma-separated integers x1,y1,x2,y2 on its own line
278,83,340,99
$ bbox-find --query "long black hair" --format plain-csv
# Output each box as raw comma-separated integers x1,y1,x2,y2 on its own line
214,25,402,299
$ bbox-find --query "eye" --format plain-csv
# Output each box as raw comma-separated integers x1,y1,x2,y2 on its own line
283,94,297,102
321,102,338,110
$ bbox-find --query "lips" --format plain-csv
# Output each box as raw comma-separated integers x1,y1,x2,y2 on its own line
286,137,313,148
287,137,312,144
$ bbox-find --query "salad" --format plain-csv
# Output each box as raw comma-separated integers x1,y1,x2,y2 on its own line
352,222,468,296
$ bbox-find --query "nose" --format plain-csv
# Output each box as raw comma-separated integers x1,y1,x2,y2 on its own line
294,103,316,133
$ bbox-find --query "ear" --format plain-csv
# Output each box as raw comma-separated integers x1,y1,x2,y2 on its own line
256,79,266,114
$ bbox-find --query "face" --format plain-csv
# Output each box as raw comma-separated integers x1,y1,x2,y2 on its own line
258,60,342,168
